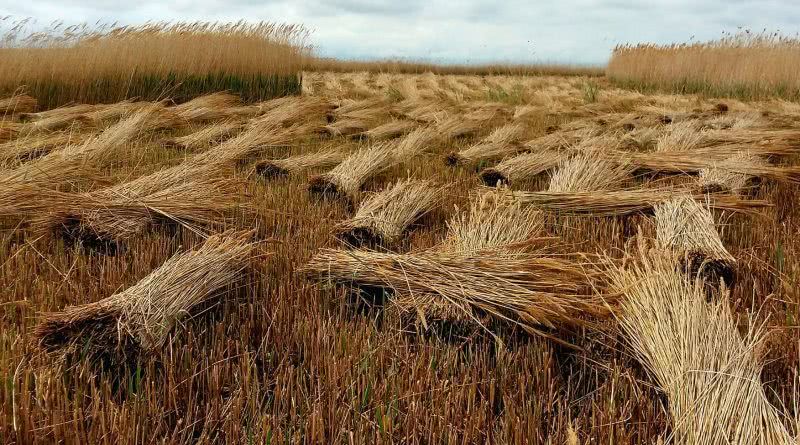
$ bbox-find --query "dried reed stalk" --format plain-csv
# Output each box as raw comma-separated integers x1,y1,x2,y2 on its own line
335,179,442,247
250,96,333,128
255,149,345,179
480,150,564,186
34,231,254,358
654,196,736,285
392,126,438,161
606,250,792,445
434,113,489,139
0,94,37,115
0,131,90,166
446,122,526,166
171,92,242,124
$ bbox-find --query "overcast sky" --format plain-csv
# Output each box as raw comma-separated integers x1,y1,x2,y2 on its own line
2,0,799,65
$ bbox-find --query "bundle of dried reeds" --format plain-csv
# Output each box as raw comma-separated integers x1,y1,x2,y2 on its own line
304,248,605,336
254,149,344,179
392,126,438,161
507,187,770,216
446,122,526,166
0,94,37,115
606,250,792,445
547,154,632,193
323,106,390,137
34,231,255,358
250,96,333,128
434,113,490,140
308,142,396,203
165,121,243,151
0,122,22,142
698,153,768,193
30,166,244,252
654,196,736,285
171,92,242,124
0,131,90,166
335,179,442,247
440,188,543,253
363,120,417,140
479,150,564,186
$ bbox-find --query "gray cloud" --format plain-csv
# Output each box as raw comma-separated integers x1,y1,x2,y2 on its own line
2,0,798,64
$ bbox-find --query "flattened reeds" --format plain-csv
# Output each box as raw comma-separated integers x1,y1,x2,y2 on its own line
34,231,254,359
363,119,417,140
335,179,442,247
446,122,526,167
654,196,736,286
0,131,90,166
479,150,564,186
606,251,792,445
255,149,345,179
171,92,242,124
547,154,632,193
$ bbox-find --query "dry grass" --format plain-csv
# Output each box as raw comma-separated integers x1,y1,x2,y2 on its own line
480,150,564,186
547,154,632,193
606,249,792,445
336,179,443,247
308,142,396,203
446,122,527,167
255,149,345,179
165,121,243,151
0,94,37,115
34,231,254,359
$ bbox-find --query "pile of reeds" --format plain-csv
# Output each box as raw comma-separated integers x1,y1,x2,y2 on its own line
479,150,564,186
17,104,98,134
547,154,631,193
0,94,37,116
254,149,344,179
362,119,417,140
170,92,243,124
322,98,391,137
165,121,243,151
303,248,605,338
249,96,333,129
654,195,736,286
445,122,526,166
440,188,543,253
307,142,395,203
0,131,90,166
606,249,792,444
392,126,439,161
335,179,442,247
507,186,770,216
30,165,244,252
34,232,255,360
434,113,491,140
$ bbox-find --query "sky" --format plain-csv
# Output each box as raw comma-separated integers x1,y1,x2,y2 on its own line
1,0,799,65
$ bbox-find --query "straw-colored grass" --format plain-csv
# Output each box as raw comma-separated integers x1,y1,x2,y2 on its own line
0,94,37,115
609,32,800,100
335,179,443,247
548,154,632,193
363,120,418,140
606,249,792,444
0,21,309,108
166,121,243,151
34,231,254,359
698,153,769,194
308,142,396,203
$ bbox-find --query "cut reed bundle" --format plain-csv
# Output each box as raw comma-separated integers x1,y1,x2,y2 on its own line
307,142,396,203
303,248,605,336
165,121,243,151
0,94,37,115
323,105,390,137
654,196,736,285
479,150,564,186
606,250,792,445
0,122,22,142
698,153,769,193
363,119,417,140
440,188,543,254
249,96,333,128
547,155,632,193
508,187,770,216
0,131,90,166
446,122,526,166
335,179,442,247
434,113,490,140
392,126,439,161
654,120,705,152
254,149,344,179
17,104,97,126
34,231,255,358
30,166,245,252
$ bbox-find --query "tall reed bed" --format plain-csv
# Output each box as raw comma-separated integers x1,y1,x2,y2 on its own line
0,20,310,108
608,32,800,100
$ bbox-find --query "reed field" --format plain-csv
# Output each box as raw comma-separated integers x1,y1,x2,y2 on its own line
2,62,800,444
608,32,800,100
